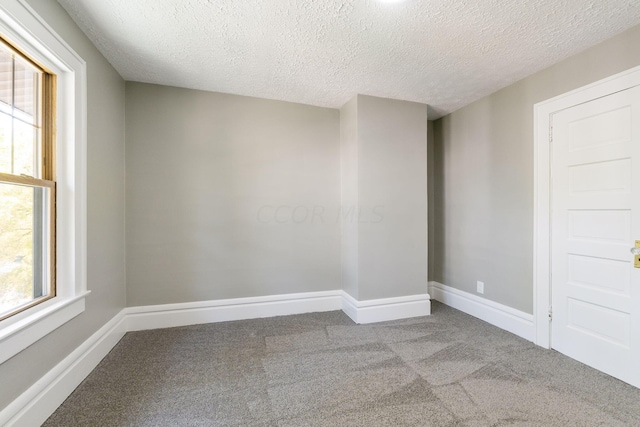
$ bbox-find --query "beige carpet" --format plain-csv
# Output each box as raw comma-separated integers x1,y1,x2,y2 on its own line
44,301,640,426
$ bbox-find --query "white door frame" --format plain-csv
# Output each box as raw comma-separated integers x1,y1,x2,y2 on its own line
533,65,640,348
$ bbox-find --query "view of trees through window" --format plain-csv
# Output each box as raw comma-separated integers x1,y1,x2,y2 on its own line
0,183,35,314
0,39,45,317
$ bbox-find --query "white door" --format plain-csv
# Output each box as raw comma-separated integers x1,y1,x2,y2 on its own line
551,86,640,387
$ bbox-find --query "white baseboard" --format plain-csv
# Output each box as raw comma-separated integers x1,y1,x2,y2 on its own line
342,292,431,324
125,291,344,331
2,289,436,425
428,281,534,341
0,311,128,427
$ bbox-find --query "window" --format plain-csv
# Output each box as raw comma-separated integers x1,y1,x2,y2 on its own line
0,36,56,321
0,0,88,365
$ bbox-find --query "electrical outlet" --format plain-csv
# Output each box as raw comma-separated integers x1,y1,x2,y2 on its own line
477,281,484,294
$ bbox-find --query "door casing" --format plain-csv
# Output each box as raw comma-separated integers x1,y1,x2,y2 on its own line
533,65,640,348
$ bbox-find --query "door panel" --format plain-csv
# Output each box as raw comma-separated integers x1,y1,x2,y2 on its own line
551,86,640,387
569,105,631,150
568,210,630,242
569,159,631,193
568,255,630,295
566,298,629,347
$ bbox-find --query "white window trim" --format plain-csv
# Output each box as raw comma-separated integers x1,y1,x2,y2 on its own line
0,0,88,364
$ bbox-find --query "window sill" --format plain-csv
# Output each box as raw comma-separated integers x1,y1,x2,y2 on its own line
0,291,90,364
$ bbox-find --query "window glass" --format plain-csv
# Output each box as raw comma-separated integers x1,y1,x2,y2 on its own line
0,36,53,321
0,183,40,317
0,49,11,107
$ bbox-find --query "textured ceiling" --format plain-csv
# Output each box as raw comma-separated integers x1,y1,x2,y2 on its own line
57,0,640,118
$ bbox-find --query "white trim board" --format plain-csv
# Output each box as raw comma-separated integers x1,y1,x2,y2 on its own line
429,281,534,342
125,291,344,331
0,312,127,427
342,292,431,324
2,289,434,425
533,64,640,348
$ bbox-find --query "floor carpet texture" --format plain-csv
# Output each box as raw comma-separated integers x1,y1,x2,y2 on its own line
44,302,640,426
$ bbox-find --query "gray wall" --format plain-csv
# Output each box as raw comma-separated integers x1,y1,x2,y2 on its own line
341,95,428,301
427,120,435,281
358,95,428,300
340,97,359,298
126,83,341,306
0,0,126,409
432,24,640,313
